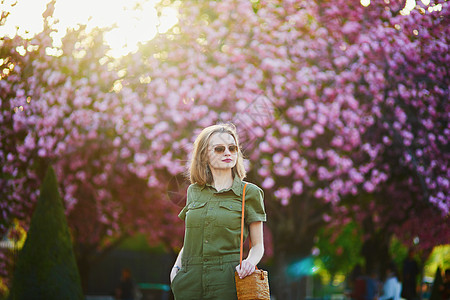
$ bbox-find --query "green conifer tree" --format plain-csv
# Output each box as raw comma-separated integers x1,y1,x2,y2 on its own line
429,266,443,300
9,166,83,300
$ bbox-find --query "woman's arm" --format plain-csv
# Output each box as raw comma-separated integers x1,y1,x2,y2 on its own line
236,221,264,278
170,247,184,282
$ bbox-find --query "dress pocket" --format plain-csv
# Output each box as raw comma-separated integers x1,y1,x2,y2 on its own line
185,201,207,227
171,269,182,286
216,201,242,230
170,268,184,297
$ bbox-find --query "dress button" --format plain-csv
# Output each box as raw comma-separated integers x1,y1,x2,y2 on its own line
205,240,209,243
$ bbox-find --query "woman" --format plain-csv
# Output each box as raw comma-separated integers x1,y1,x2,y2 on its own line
170,124,266,300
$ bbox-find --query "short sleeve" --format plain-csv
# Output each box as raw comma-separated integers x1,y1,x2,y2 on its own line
178,184,194,221
244,183,266,225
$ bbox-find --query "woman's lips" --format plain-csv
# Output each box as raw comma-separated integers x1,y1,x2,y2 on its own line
223,159,232,163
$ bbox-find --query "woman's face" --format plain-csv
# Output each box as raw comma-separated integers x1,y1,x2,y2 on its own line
207,132,238,171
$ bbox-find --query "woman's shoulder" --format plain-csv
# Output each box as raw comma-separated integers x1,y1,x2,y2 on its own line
242,180,264,195
186,183,208,205
188,183,203,192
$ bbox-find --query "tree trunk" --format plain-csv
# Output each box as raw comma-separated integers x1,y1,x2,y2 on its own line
74,234,129,294
361,229,392,278
77,255,91,294
270,225,318,300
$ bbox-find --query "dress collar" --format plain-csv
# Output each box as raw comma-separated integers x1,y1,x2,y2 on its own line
202,175,243,196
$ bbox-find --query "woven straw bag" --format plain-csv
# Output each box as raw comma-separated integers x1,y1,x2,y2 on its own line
234,184,270,300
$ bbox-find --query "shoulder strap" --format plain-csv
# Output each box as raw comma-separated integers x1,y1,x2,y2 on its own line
239,184,247,267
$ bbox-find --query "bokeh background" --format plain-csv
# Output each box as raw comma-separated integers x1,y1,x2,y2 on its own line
0,0,449,299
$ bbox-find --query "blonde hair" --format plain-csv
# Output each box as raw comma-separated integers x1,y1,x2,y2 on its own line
189,124,246,185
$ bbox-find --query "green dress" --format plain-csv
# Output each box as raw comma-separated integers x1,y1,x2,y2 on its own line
171,176,266,300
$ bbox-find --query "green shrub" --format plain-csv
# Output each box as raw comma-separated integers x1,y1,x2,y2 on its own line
8,166,83,300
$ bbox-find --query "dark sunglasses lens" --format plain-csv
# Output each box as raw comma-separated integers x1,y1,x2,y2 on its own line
229,145,238,153
214,146,226,153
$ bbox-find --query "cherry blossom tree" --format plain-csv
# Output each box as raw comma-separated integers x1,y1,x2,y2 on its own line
324,0,450,275
1,0,448,297
116,0,450,296
0,2,183,289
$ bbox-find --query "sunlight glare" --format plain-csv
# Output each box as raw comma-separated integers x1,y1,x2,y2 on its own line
400,0,416,15
360,0,371,7
103,1,159,57
0,0,179,58
0,0,47,39
158,6,179,33
428,3,443,12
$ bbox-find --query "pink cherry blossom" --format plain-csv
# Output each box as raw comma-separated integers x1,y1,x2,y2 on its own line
1,0,448,292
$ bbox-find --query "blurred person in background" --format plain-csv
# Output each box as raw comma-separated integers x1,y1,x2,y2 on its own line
402,249,420,300
117,268,135,300
379,262,402,300
365,268,379,300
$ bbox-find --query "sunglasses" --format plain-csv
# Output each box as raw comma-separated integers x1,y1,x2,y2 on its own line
213,145,239,154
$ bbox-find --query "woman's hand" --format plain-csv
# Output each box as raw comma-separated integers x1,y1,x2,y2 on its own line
170,266,180,283
235,222,264,279
170,247,183,283
235,259,256,279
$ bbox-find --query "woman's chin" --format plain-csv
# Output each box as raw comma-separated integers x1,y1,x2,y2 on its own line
211,163,236,170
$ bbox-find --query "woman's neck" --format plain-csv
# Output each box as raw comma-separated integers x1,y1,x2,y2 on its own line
211,169,233,191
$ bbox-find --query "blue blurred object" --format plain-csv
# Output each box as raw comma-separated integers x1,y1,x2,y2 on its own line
286,256,318,279
137,283,171,292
